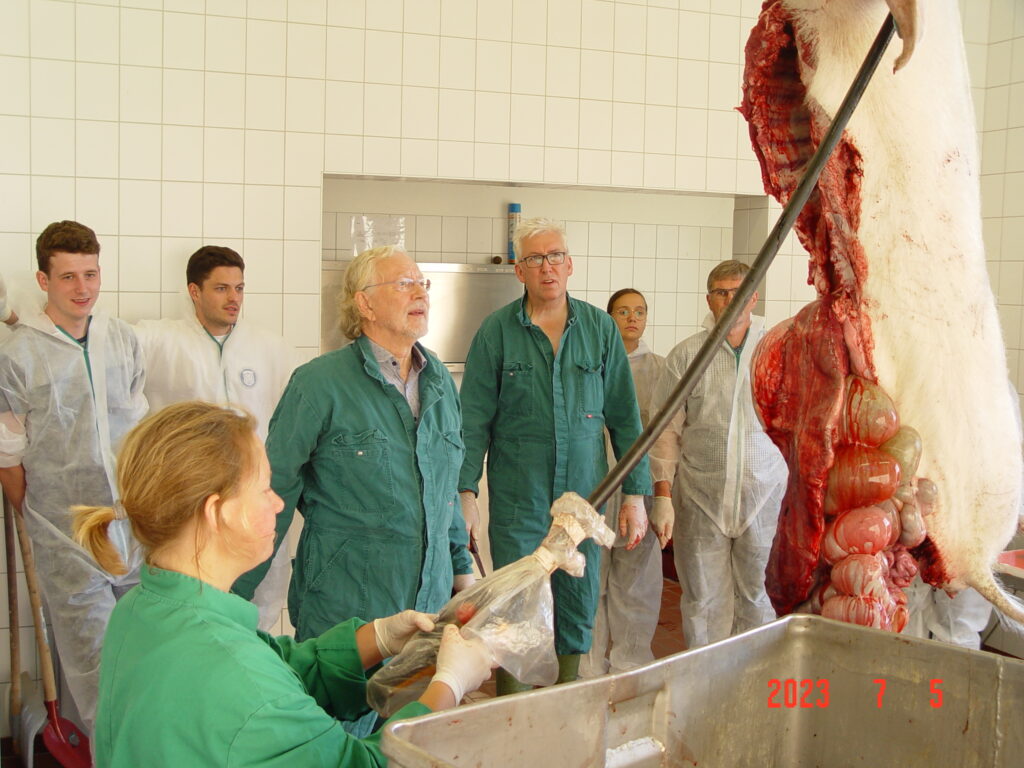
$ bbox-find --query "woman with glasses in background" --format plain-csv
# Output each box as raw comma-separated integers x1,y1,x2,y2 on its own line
580,288,673,678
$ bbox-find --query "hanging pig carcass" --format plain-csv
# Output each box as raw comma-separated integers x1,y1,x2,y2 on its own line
740,0,1024,631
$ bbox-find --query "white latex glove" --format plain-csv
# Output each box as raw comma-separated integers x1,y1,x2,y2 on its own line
618,494,647,551
373,610,436,657
431,623,495,704
650,496,674,549
459,490,481,540
453,573,476,592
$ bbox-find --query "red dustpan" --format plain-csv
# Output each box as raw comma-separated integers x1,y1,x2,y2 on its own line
12,500,92,768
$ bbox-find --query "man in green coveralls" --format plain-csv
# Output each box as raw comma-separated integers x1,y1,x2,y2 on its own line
235,246,474,727
458,217,652,693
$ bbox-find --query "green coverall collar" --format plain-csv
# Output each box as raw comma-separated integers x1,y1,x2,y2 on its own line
354,334,393,384
353,334,444,418
141,565,259,631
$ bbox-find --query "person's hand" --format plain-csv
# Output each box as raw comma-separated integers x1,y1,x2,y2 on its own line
431,624,496,704
618,495,647,551
373,610,436,657
650,496,674,549
459,491,480,540
453,573,476,593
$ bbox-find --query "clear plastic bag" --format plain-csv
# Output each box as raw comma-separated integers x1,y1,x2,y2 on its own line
366,492,616,716
350,214,406,256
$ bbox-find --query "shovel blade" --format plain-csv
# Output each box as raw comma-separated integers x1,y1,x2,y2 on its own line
43,720,92,768
19,672,46,768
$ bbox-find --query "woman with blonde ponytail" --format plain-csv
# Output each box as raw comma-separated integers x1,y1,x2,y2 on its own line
75,401,494,768
74,503,127,576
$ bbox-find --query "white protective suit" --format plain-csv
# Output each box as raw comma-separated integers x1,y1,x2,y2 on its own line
0,311,147,732
903,579,992,649
651,314,787,648
134,315,296,630
581,340,666,678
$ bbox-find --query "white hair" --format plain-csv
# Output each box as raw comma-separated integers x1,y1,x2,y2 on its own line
512,217,566,261
337,245,403,340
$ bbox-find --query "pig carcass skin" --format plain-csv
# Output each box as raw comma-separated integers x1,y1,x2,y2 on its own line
741,0,1024,628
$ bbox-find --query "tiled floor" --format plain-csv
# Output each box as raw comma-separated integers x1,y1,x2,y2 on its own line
652,578,687,658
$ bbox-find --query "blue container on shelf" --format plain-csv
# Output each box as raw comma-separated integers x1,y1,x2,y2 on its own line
507,203,521,264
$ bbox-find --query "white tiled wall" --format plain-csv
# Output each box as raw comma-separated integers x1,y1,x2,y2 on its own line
323,178,735,355
317,0,765,191
0,0,775,364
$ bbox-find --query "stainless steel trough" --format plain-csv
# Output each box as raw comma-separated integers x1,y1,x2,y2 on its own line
382,614,1024,767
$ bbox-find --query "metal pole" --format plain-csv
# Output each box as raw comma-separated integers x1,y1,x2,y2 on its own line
588,13,897,510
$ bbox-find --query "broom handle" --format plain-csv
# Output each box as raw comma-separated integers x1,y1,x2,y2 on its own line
11,501,59,703
4,496,21,727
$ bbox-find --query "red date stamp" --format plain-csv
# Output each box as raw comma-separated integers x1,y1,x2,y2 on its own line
767,678,830,708
767,678,944,708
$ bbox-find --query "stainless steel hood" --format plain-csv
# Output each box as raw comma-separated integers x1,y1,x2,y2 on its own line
321,262,524,364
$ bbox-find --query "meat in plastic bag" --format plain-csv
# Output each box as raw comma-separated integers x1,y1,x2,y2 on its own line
366,492,615,716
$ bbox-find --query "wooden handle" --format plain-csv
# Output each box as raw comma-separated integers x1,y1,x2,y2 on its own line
4,496,21,723
11,502,58,703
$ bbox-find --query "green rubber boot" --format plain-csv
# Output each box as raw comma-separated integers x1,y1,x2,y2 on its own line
495,667,533,696
556,653,581,684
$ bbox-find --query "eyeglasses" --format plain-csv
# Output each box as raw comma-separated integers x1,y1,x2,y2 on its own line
708,287,740,299
520,251,567,268
362,278,432,293
612,308,647,319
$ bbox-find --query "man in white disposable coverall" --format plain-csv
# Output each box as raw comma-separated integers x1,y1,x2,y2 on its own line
651,260,787,648
133,245,296,630
0,220,148,732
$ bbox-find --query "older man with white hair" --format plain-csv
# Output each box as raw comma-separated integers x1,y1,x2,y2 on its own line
235,246,474,652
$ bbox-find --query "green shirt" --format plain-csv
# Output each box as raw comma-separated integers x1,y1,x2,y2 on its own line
96,566,429,767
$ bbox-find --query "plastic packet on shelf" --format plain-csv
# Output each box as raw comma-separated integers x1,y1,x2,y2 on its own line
366,492,615,716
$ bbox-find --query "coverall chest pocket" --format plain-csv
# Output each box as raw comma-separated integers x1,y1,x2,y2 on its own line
441,430,464,491
329,428,396,515
577,361,605,416
685,377,706,424
104,364,138,425
499,361,534,418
